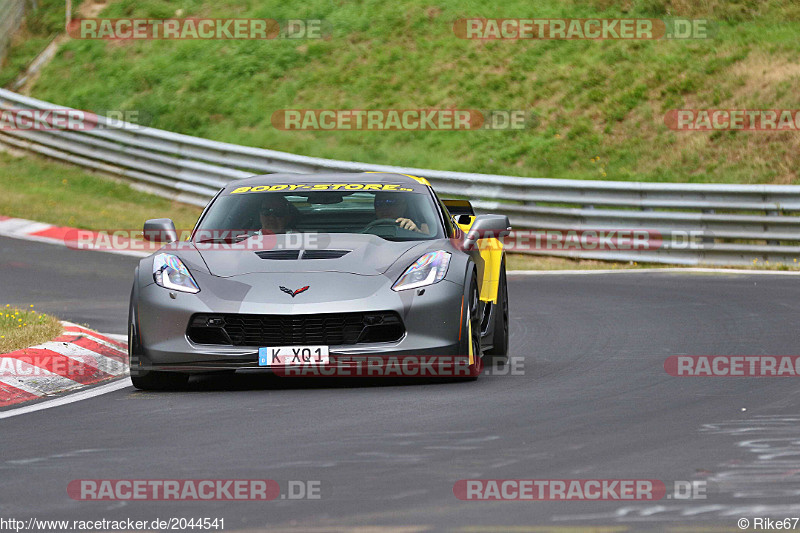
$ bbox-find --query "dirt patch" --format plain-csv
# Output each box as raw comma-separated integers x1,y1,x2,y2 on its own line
78,0,109,19
13,0,113,93
731,52,800,95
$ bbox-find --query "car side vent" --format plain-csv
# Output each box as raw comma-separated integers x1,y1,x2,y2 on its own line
255,250,300,260
302,250,351,260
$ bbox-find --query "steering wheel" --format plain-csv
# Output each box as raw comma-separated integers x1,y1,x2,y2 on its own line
362,218,401,233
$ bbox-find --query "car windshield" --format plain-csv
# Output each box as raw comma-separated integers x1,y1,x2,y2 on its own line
195,185,444,242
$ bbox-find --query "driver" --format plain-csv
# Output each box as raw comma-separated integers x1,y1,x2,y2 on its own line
258,194,296,234
373,192,429,234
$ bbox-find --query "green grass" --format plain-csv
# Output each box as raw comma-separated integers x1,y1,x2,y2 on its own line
0,0,82,87
0,151,203,230
4,0,798,184
0,35,53,87
0,304,62,354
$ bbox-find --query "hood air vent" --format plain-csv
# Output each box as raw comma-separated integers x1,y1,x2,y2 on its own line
255,249,351,260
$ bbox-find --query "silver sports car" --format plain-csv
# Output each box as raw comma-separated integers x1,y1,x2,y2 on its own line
128,172,510,389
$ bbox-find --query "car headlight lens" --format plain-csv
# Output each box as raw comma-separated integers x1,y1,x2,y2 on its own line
392,250,451,291
152,253,200,293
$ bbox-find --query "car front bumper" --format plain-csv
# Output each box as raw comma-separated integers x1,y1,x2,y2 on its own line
134,271,466,373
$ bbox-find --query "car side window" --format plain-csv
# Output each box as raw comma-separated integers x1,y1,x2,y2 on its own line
431,189,455,238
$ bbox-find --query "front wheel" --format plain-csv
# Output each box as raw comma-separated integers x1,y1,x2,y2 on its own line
129,292,189,391
131,370,189,391
459,272,483,380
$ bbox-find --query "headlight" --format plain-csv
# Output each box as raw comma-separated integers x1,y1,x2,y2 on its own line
392,250,451,291
152,253,200,293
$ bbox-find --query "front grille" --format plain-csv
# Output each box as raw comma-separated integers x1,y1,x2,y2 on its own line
187,312,405,346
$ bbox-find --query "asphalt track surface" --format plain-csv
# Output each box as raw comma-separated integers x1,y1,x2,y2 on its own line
2,234,800,531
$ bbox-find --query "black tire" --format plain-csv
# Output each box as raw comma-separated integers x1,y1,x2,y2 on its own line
484,261,509,365
128,285,189,391
458,271,483,380
131,370,189,391
127,286,141,374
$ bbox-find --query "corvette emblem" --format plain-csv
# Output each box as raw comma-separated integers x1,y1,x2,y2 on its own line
279,285,310,298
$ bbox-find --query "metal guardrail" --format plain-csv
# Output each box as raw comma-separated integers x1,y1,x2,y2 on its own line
0,0,26,64
0,88,799,266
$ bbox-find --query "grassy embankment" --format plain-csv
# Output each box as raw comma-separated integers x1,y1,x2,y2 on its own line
9,0,800,184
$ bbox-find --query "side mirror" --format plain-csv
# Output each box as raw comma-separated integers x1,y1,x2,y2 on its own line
143,218,178,243
463,215,511,250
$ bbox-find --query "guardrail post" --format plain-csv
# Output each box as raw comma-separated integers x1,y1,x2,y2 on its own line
766,209,779,245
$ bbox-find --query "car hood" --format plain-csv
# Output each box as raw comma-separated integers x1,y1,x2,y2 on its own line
193,233,430,277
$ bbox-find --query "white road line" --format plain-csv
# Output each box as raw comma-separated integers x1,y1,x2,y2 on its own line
0,219,53,234
0,378,132,420
0,324,130,416
508,267,800,276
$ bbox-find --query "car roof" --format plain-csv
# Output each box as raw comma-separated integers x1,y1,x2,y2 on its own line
224,172,431,190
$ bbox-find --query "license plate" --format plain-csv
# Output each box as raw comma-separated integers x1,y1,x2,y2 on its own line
258,346,330,366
